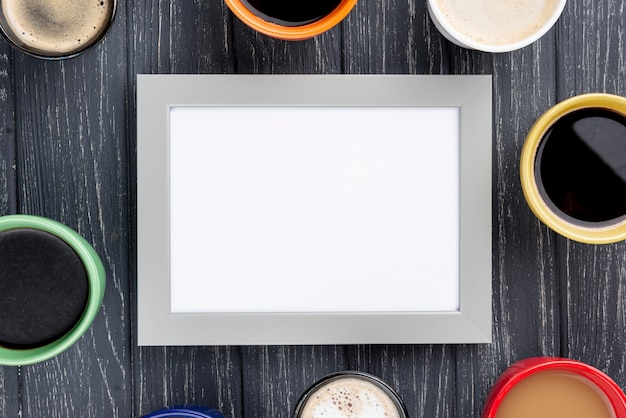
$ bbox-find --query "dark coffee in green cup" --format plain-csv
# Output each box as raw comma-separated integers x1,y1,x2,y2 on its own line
0,215,105,365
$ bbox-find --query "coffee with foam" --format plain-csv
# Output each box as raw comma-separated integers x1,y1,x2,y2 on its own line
0,0,114,57
296,375,405,418
434,0,562,46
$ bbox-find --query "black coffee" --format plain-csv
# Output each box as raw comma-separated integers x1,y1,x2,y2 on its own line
0,228,89,348
241,0,342,26
536,108,626,224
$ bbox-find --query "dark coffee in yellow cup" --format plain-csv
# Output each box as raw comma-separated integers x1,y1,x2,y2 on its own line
521,93,626,244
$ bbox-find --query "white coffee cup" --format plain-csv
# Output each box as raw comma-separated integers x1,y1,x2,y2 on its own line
427,0,566,52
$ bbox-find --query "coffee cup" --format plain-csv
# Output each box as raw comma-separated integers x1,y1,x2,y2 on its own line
293,371,409,418
427,0,566,52
224,0,358,40
0,0,116,59
143,406,227,418
520,93,626,244
0,214,106,366
482,357,626,418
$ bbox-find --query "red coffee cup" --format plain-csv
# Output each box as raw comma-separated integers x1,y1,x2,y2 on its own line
482,357,626,418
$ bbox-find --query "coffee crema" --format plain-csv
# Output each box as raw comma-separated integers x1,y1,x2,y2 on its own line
0,0,113,56
495,370,615,418
240,0,342,26
0,228,89,348
297,376,403,418
435,0,561,46
536,108,626,225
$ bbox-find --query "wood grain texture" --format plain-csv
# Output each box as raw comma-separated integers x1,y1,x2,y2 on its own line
348,345,455,418
342,2,458,417
0,47,15,215
9,2,132,416
130,2,242,417
344,0,426,74
130,0,233,75
230,22,343,73
556,0,626,387
0,38,19,418
449,33,562,418
241,346,349,418
0,0,624,416
136,347,243,417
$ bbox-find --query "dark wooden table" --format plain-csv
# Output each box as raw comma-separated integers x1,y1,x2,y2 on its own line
1,0,625,416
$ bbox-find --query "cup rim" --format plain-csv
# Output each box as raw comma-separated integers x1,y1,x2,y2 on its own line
427,0,566,53
0,214,106,366
0,0,117,60
482,357,626,418
292,370,409,418
143,409,217,418
520,93,626,244
224,0,358,40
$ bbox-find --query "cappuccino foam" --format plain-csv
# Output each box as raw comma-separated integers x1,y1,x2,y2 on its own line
1,0,113,55
298,376,402,418
436,0,561,46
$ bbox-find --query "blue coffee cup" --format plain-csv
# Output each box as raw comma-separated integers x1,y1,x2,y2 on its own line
142,406,227,418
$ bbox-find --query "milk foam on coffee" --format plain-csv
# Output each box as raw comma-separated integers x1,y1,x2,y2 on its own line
299,377,401,418
436,0,561,46
1,0,112,54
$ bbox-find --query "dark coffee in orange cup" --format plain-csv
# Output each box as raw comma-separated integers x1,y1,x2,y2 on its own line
225,0,358,40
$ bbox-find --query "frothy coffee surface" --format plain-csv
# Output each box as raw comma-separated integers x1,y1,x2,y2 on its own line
299,376,402,418
1,0,113,55
436,0,561,46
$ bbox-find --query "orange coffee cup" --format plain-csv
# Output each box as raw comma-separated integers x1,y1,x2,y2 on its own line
224,0,358,40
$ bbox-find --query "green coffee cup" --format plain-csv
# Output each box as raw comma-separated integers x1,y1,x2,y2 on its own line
0,214,105,366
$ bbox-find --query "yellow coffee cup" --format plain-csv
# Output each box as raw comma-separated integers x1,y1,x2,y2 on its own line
520,93,626,244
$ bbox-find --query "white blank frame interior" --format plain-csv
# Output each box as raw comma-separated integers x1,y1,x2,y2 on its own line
137,75,492,345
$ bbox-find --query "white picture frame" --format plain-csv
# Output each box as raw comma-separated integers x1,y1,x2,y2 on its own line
137,74,492,345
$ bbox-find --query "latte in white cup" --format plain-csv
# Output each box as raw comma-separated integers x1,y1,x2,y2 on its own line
428,0,566,52
293,371,408,418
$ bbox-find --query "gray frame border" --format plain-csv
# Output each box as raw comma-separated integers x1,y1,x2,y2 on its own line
137,74,492,345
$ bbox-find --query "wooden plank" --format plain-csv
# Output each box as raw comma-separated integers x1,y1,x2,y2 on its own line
562,240,626,381
226,4,346,418
0,48,16,215
344,0,445,74
341,1,460,416
241,346,348,418
556,0,626,388
0,366,19,418
130,0,234,74
228,11,343,73
136,347,243,417
129,1,243,417
0,40,20,418
347,345,455,417
441,31,562,418
10,2,132,417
